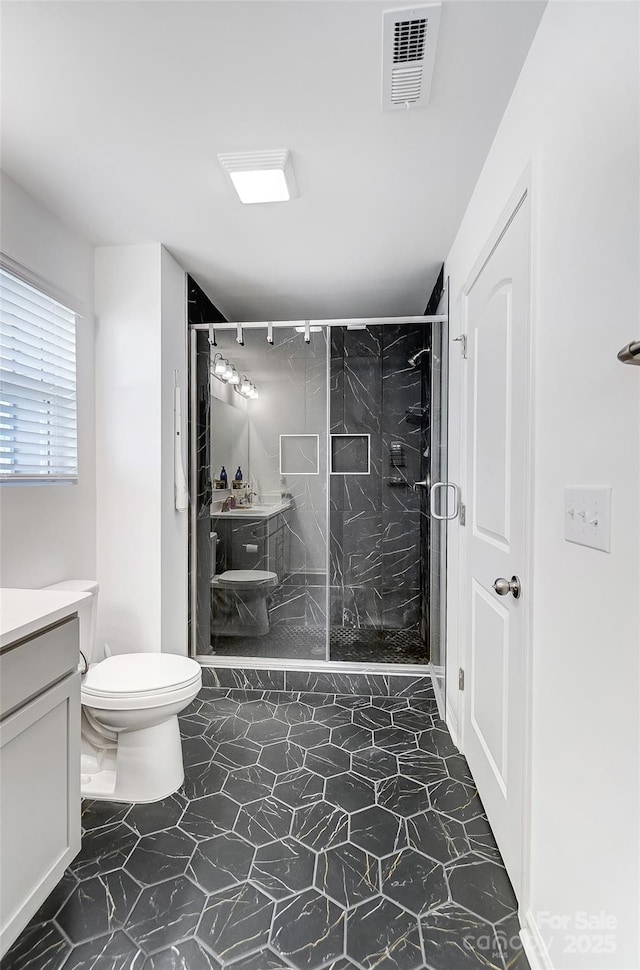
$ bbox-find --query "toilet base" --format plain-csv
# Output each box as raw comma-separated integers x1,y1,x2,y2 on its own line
81,715,185,803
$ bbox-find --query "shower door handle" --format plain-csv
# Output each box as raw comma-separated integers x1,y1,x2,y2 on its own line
430,482,459,520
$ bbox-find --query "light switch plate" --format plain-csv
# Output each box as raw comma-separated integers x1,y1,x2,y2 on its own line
564,487,612,553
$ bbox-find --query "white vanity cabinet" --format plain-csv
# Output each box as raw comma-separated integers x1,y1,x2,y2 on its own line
0,594,85,959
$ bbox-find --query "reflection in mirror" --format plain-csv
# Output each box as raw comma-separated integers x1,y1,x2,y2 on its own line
211,397,249,486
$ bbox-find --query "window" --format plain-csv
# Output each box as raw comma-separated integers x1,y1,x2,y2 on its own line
0,266,78,483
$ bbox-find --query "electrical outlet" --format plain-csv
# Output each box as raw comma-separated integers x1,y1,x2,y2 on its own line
564,487,612,553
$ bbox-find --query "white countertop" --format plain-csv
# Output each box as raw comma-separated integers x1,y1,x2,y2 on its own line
0,588,91,650
211,498,291,520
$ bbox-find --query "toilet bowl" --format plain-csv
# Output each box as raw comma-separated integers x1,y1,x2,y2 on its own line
211,569,278,637
45,581,202,803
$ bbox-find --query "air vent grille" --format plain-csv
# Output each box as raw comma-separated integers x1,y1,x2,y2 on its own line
393,19,427,64
382,4,441,110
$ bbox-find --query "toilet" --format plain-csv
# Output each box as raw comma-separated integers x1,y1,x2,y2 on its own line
45,580,202,803
211,569,278,637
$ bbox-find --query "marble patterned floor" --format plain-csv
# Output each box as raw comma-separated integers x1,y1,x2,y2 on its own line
2,685,530,970
210,627,426,666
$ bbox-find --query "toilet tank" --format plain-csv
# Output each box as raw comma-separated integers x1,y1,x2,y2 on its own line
43,580,99,664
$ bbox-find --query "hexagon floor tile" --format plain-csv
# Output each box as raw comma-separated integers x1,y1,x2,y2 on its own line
3,683,528,970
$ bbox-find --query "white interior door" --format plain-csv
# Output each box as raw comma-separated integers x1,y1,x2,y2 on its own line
463,189,531,897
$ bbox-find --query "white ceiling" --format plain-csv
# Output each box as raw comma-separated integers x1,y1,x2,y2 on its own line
0,1,545,321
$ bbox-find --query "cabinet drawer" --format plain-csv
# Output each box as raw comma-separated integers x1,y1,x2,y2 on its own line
0,617,79,720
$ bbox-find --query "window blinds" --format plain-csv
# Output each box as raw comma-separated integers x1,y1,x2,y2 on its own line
0,266,78,482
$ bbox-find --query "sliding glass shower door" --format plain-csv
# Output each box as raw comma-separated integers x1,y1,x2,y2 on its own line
189,318,448,680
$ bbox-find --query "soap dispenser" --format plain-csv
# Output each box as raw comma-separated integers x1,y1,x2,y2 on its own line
235,466,243,482
220,466,228,488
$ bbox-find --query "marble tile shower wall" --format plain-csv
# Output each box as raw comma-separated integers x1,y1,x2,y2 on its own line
330,326,430,641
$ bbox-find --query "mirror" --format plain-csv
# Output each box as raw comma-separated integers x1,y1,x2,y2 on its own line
211,397,249,486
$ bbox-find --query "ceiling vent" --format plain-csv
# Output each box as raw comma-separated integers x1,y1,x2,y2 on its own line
382,4,441,110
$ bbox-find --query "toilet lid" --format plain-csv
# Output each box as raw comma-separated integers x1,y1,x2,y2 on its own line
217,570,278,584
82,654,201,697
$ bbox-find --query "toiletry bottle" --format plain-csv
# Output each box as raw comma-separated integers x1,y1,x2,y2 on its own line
235,466,243,482
220,466,228,487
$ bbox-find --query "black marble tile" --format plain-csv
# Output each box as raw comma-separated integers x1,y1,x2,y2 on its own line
334,694,372,709
259,740,306,774
312,704,352,727
397,751,448,786
223,949,290,970
446,753,476,787
182,761,229,801
182,735,216,768
418,726,459,758
197,882,274,963
1,920,70,970
273,768,324,808
284,670,389,696
381,848,448,916
203,667,285,691
188,833,254,893
277,701,315,725
377,776,428,817
446,853,518,923
124,827,196,887
343,357,381,434
127,877,205,954
291,800,349,852
70,822,138,881
57,870,140,943
387,674,434,699
346,896,423,970
143,938,221,969
270,889,345,970
288,721,331,749
420,903,505,970
81,800,130,833
215,737,262,770
349,806,406,857
464,815,503,863
373,726,419,755
234,796,293,847
246,717,291,744
352,746,398,781
62,931,144,970
342,585,383,631
406,809,470,863
223,765,275,804
428,779,486,823
304,743,350,777
325,772,376,814
250,837,315,900
316,842,379,909
353,705,393,730
331,723,373,752
236,699,277,723
126,794,186,837
393,709,432,733
178,793,240,841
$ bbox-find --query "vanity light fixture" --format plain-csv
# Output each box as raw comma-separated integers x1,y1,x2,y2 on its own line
213,353,229,378
218,150,298,205
228,366,240,385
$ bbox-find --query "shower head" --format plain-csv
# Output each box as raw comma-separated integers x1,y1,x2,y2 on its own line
408,348,430,367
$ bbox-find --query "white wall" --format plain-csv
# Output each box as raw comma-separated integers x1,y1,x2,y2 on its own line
0,171,96,587
445,4,640,969
95,244,187,656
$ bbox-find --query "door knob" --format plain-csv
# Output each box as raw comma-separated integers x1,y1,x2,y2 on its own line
492,575,522,599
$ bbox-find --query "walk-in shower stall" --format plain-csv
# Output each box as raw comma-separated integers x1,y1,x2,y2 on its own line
187,279,450,701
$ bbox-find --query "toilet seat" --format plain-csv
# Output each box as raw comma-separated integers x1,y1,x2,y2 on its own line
82,654,201,711
217,570,277,585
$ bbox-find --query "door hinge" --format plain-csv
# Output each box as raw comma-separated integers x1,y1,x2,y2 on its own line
459,502,466,526
458,668,465,691
453,334,468,358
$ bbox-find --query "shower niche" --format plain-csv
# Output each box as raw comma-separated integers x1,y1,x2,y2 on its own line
189,289,447,670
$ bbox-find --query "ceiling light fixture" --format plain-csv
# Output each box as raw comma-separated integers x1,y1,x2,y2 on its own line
218,150,298,205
